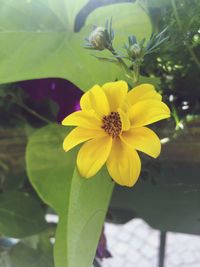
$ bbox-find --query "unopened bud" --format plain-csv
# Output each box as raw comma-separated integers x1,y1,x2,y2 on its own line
129,43,141,57
88,27,111,51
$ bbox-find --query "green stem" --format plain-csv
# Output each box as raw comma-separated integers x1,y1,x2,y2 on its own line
133,61,141,85
108,46,142,86
171,103,182,130
108,46,130,74
186,46,200,68
171,0,200,69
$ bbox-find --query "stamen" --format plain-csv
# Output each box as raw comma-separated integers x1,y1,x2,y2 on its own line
102,112,122,138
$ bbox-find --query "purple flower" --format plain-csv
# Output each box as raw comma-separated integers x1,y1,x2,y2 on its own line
96,227,112,260
18,78,83,123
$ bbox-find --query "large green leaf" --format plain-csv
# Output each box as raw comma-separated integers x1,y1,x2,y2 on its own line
0,191,47,238
0,0,151,91
26,124,114,267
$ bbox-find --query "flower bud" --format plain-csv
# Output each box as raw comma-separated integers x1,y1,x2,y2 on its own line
88,27,111,51
129,43,141,58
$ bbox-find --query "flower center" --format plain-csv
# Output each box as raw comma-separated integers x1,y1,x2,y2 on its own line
102,112,122,138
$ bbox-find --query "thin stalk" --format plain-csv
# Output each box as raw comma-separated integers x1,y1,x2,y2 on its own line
171,103,182,130
108,46,142,86
108,46,130,74
133,61,141,85
11,95,52,124
171,0,200,69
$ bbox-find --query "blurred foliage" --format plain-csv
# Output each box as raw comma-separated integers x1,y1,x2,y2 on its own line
142,0,200,127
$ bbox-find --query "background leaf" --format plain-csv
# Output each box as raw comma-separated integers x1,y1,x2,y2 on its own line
0,191,47,238
26,124,114,267
0,0,151,90
10,242,54,267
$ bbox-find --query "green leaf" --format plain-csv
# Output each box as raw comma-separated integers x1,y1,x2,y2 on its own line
0,1,151,91
0,191,47,238
26,124,75,214
10,242,54,267
26,124,114,267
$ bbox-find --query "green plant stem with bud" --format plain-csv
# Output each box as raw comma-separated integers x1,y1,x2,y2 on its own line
86,19,168,88
108,45,142,86
108,46,131,76
85,20,143,87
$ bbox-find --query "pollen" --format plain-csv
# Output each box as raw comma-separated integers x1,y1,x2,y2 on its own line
102,112,122,138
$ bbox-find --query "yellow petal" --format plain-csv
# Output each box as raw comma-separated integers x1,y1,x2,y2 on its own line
129,100,170,128
77,135,112,178
90,85,110,116
123,84,162,112
80,90,92,111
106,138,141,187
121,127,161,158
128,83,162,104
118,108,130,132
80,84,99,111
102,81,128,111
63,127,105,152
90,86,110,116
80,85,110,116
62,110,101,129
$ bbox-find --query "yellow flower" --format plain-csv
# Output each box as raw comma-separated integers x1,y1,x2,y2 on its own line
62,81,170,187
